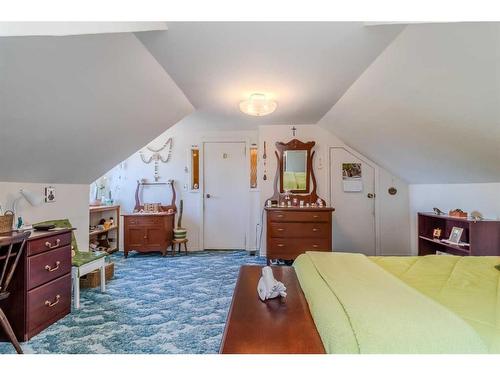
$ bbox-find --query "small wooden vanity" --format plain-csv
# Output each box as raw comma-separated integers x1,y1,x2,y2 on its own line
265,139,334,262
122,179,176,257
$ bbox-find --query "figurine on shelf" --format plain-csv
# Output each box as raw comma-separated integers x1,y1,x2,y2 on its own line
433,207,445,215
449,209,468,218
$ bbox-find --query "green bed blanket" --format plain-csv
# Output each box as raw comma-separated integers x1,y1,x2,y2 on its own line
294,252,493,354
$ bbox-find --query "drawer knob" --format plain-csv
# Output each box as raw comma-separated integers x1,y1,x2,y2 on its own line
277,228,284,232
312,244,319,248
313,215,319,218
45,239,61,249
45,295,61,308
45,261,61,272
277,244,285,247
312,228,319,232
277,215,284,218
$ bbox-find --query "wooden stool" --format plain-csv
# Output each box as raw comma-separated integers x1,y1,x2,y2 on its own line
170,238,188,256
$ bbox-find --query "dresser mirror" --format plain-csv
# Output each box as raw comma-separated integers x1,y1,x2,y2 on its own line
278,140,313,194
269,139,326,205
282,150,308,192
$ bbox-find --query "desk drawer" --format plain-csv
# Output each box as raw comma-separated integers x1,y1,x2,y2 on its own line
268,211,330,223
27,232,72,256
28,245,72,290
268,222,330,238
27,274,71,335
268,238,331,260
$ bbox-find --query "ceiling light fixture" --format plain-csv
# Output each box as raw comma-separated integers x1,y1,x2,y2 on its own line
239,93,278,116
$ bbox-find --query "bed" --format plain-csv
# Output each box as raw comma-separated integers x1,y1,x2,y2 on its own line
294,251,500,354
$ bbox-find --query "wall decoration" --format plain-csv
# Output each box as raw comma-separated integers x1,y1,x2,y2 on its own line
262,141,267,181
342,163,362,192
190,146,199,190
250,144,258,189
139,137,173,182
44,186,56,203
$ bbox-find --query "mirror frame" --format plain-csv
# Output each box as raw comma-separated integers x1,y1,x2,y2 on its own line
267,139,326,205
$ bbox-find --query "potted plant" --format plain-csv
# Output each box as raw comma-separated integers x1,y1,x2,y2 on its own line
173,199,187,239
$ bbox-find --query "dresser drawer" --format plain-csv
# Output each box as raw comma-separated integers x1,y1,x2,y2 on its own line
27,245,72,290
268,222,330,238
27,231,72,256
268,238,331,260
268,211,330,223
27,274,71,335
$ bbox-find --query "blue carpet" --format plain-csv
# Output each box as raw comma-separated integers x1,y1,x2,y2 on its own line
0,250,265,354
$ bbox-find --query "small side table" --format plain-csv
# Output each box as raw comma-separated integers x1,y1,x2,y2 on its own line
170,238,188,256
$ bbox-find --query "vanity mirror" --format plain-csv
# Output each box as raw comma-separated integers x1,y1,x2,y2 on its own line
268,139,325,205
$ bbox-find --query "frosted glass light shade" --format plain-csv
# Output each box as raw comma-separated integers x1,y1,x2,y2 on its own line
239,93,277,116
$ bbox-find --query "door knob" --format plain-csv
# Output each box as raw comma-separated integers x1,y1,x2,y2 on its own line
367,193,375,198
206,193,211,198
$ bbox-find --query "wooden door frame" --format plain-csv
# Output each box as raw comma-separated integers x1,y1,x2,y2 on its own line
200,138,252,251
328,146,381,256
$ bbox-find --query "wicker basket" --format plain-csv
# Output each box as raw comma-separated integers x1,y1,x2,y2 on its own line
79,262,115,289
0,211,14,233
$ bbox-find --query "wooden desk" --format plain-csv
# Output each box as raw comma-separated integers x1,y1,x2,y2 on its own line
220,265,325,354
0,228,73,342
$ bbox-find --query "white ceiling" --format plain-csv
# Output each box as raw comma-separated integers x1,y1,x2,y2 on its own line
136,22,404,129
0,33,193,183
0,22,167,36
319,23,500,184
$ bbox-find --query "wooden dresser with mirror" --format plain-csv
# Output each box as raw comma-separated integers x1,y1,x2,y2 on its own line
265,139,334,263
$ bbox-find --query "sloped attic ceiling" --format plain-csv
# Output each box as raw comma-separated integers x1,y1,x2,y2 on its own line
136,22,404,130
0,32,193,184
319,23,500,184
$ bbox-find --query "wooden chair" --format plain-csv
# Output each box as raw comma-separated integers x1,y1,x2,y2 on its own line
0,231,30,354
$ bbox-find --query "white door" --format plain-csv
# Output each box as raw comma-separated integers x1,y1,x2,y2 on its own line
330,147,376,255
203,142,247,250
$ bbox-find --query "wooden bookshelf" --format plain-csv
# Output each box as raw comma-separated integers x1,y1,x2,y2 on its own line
89,205,120,254
418,212,500,256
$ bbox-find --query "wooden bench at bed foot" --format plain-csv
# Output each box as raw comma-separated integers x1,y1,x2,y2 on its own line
219,265,325,354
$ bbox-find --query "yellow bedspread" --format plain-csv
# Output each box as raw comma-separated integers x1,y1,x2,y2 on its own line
371,255,500,353
294,252,500,354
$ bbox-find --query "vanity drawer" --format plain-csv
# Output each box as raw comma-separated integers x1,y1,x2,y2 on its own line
268,222,330,238
27,274,71,336
268,211,330,223
267,238,331,260
126,216,163,226
27,245,72,290
27,231,72,256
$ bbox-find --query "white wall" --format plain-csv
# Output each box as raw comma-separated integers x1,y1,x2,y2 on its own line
409,183,500,254
99,120,411,256
0,182,89,251
97,116,259,252
257,124,410,256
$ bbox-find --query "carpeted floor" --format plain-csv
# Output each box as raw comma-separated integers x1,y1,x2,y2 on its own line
0,250,265,354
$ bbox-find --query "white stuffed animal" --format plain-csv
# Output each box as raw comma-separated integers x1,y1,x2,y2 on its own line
257,266,287,301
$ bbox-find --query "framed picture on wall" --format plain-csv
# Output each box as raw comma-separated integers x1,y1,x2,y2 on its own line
44,186,56,203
